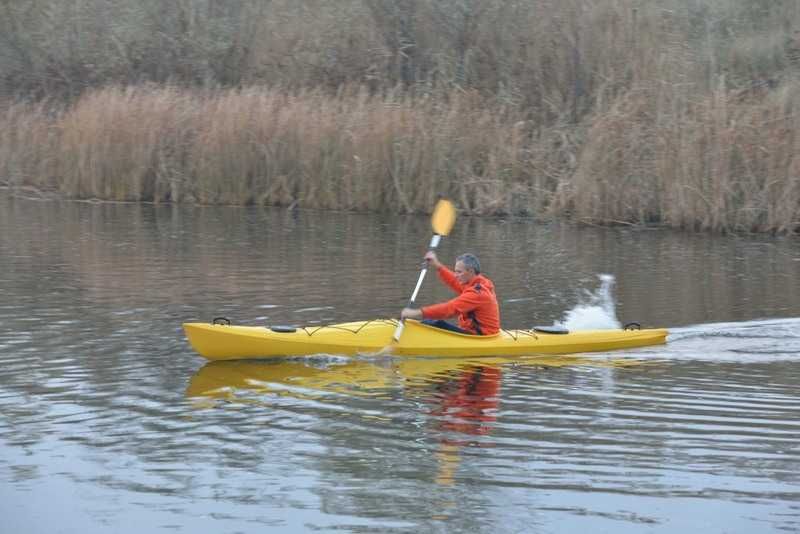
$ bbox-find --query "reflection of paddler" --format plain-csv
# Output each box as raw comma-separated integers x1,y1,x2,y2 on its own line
430,365,501,486
425,357,647,486
430,365,501,437
435,441,461,487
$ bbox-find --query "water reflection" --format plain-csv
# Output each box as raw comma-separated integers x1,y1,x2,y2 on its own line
186,355,625,401
428,365,501,442
426,365,501,486
3,195,800,533
187,355,639,488
3,195,800,332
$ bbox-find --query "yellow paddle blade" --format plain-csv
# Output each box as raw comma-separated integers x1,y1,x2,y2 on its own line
431,199,456,236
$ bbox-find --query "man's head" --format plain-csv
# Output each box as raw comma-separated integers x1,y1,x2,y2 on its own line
454,253,480,285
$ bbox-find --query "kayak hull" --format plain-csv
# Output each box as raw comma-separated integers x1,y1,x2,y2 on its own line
183,319,668,361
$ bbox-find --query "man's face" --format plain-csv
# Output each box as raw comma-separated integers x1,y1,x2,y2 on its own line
454,260,475,285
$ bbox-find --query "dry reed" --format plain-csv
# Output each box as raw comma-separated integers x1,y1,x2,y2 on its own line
555,82,800,233
0,86,548,213
1,0,799,233
2,81,798,233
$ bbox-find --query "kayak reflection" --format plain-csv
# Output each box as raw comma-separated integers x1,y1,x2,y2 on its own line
186,355,644,487
185,354,614,401
187,358,393,400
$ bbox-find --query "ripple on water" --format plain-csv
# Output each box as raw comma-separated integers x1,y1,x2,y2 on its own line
2,199,800,533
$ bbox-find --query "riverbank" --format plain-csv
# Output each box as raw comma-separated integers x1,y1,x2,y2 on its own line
2,1,799,233
2,83,799,234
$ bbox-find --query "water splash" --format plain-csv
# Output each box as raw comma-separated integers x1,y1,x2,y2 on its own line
556,274,622,331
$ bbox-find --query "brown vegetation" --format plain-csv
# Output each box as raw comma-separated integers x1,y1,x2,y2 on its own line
1,0,799,233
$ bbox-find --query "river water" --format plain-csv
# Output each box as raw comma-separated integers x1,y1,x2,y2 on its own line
1,195,799,533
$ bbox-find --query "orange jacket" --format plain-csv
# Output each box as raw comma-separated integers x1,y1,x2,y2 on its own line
421,267,500,335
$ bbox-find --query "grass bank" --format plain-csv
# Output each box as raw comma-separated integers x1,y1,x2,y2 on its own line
2,1,799,233
2,83,799,233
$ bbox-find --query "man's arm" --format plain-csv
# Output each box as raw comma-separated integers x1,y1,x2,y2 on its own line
425,251,461,294
437,266,463,294
422,290,481,320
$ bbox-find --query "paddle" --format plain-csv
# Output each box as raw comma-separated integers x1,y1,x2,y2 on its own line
392,199,457,342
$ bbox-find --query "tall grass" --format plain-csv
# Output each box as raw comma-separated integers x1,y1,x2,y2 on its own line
0,86,552,213
556,82,800,232
2,1,797,110
2,82,799,233
1,0,799,233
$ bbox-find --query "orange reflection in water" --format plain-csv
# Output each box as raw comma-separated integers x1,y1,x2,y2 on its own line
427,365,501,486
430,365,501,439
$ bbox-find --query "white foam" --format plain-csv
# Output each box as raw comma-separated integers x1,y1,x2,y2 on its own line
556,274,622,331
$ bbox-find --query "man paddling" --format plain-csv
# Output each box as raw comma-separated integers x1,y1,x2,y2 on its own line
401,252,500,335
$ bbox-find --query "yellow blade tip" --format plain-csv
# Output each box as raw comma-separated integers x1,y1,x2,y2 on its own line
431,199,456,236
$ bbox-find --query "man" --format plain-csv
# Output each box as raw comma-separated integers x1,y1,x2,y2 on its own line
400,252,500,335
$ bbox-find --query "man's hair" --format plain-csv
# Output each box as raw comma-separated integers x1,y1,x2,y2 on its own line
457,253,481,274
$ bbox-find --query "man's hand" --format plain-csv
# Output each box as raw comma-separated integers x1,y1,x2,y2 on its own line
424,251,442,269
401,307,423,320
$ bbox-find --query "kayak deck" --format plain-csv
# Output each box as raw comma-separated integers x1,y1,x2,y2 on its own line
183,319,668,361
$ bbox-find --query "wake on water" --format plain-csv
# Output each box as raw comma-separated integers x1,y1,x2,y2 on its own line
556,274,800,362
664,318,800,362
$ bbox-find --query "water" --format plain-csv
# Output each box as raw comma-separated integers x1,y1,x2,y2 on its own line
1,195,799,533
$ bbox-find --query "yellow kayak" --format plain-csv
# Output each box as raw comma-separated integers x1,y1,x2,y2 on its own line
183,319,668,361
